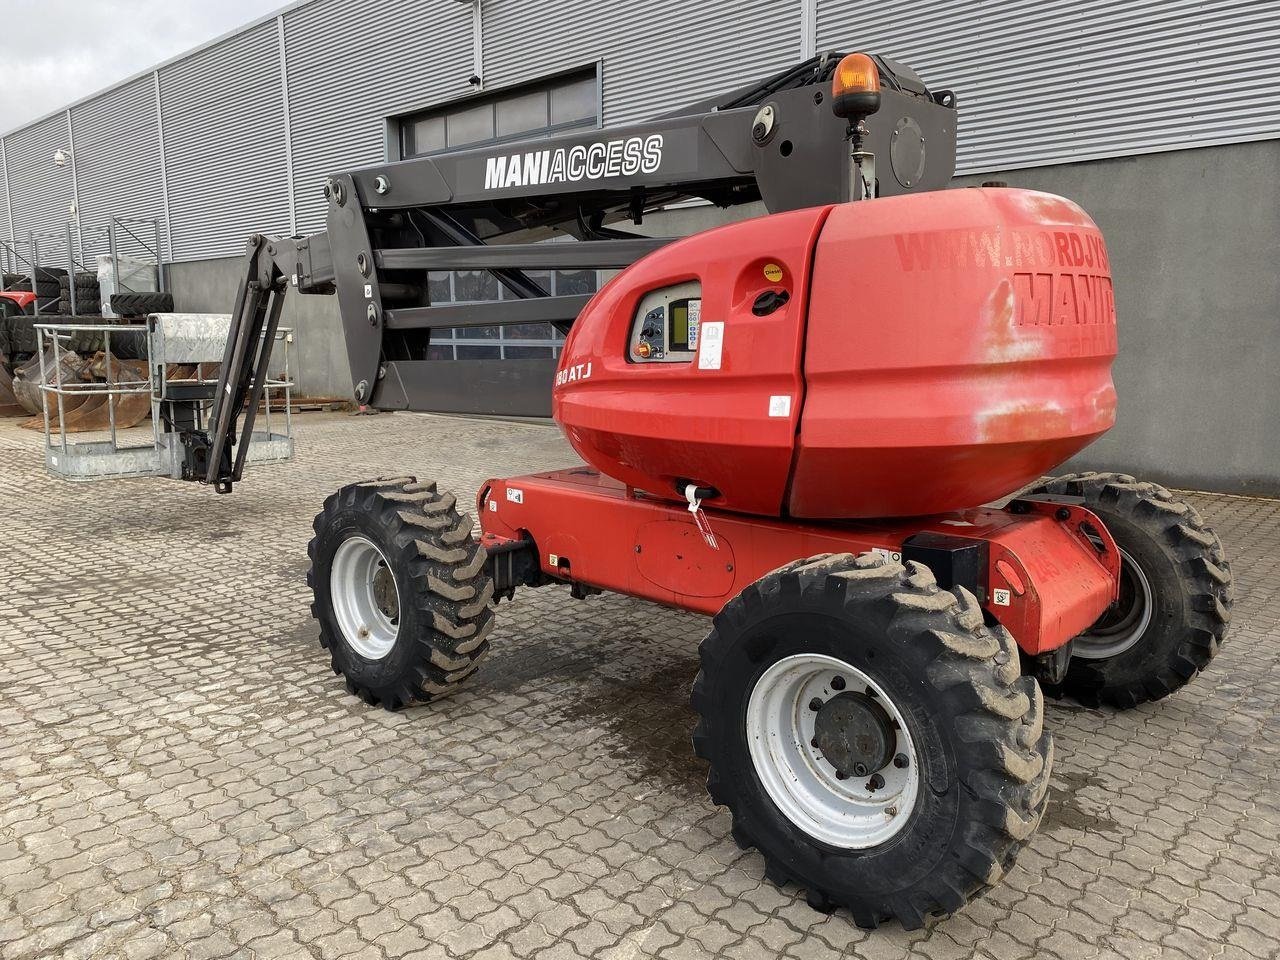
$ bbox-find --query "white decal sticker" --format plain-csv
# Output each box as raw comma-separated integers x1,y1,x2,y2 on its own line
548,553,559,566
554,362,593,387
698,321,724,370
484,135,663,190
687,299,702,350
488,499,497,512
768,395,792,417
938,519,975,527
363,283,373,298
993,588,1012,606
871,548,902,563
506,487,524,504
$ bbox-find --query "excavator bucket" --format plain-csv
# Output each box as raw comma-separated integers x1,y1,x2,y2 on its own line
0,365,24,417
10,348,91,418
18,354,155,433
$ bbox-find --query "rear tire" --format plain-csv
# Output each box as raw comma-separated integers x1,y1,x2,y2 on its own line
307,477,494,710
693,553,1052,929
1029,472,1231,708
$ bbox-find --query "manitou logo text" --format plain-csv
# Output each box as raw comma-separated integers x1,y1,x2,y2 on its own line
1012,272,1115,327
554,362,593,387
484,135,663,190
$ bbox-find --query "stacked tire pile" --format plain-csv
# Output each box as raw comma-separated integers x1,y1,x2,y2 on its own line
3,267,63,302
104,292,174,360
57,272,101,315
1,270,65,357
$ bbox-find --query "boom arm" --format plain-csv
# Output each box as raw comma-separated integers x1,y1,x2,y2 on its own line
202,52,956,491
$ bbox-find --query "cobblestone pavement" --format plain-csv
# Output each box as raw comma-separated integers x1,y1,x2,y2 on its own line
1,412,1278,960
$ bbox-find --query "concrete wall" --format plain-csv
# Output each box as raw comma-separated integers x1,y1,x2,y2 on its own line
166,138,1280,495
168,256,351,400
955,140,1280,497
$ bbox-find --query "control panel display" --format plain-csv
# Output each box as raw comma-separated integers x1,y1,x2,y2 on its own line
629,281,702,363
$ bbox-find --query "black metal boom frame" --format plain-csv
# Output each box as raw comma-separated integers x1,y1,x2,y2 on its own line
201,52,957,491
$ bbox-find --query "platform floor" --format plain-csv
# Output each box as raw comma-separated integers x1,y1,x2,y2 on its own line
1,412,1277,960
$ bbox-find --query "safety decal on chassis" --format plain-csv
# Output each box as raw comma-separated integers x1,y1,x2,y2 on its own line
506,488,524,504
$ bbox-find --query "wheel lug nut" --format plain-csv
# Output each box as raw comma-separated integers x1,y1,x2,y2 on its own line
830,676,846,691
893,753,909,769
866,774,885,792
808,698,823,711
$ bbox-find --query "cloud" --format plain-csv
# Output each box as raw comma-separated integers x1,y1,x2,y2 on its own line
1,0,283,133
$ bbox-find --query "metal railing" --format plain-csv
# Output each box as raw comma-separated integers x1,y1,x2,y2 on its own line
33,317,294,482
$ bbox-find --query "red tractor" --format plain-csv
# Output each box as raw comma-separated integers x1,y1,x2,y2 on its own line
190,53,1232,927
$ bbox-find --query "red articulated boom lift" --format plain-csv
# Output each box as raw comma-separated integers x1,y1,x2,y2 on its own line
181,53,1233,927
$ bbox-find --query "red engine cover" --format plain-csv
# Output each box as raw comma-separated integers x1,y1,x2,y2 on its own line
554,188,1117,519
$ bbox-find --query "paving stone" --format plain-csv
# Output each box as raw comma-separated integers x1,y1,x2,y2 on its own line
1,413,1276,960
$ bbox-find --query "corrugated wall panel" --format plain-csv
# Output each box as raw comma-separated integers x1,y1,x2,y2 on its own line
3,113,74,268
482,0,802,125
70,75,167,263
159,21,290,261
285,0,474,233
0,142,10,260
817,0,1280,172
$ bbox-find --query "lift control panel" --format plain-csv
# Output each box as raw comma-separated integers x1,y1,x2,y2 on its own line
629,281,702,363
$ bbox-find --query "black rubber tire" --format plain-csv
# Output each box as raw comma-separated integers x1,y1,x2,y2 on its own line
58,273,99,292
1028,472,1232,708
110,291,174,316
693,552,1052,930
308,477,494,710
5,279,59,297
59,318,145,358
7,316,38,355
5,268,63,286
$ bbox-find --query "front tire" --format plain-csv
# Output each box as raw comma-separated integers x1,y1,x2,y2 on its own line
307,477,493,710
1029,473,1232,708
693,553,1052,929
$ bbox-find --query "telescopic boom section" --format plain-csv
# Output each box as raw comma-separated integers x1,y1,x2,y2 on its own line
201,53,956,491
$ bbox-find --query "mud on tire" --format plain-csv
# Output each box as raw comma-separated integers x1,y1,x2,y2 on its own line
308,477,494,710
1029,472,1232,708
693,552,1052,929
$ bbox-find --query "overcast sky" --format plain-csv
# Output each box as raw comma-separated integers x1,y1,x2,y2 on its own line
1,0,283,133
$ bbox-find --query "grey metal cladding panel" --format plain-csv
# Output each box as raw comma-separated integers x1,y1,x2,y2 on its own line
160,21,291,262
817,0,1280,173
4,113,73,261
0,144,9,245
481,0,802,125
70,76,166,261
285,0,474,233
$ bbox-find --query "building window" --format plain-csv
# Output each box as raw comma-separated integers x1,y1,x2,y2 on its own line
400,71,599,159
424,268,597,361
398,70,602,361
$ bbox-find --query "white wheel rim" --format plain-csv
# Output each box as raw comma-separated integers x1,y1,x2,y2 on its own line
746,653,919,849
330,535,401,660
1075,547,1153,660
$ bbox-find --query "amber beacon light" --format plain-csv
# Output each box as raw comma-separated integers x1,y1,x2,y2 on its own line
831,52,882,121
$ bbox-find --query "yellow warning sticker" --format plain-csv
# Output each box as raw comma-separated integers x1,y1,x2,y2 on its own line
763,263,783,282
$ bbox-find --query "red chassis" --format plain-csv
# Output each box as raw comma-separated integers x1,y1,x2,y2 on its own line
478,467,1120,656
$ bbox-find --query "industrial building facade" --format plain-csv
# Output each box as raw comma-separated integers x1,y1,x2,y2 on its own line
2,0,1278,493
